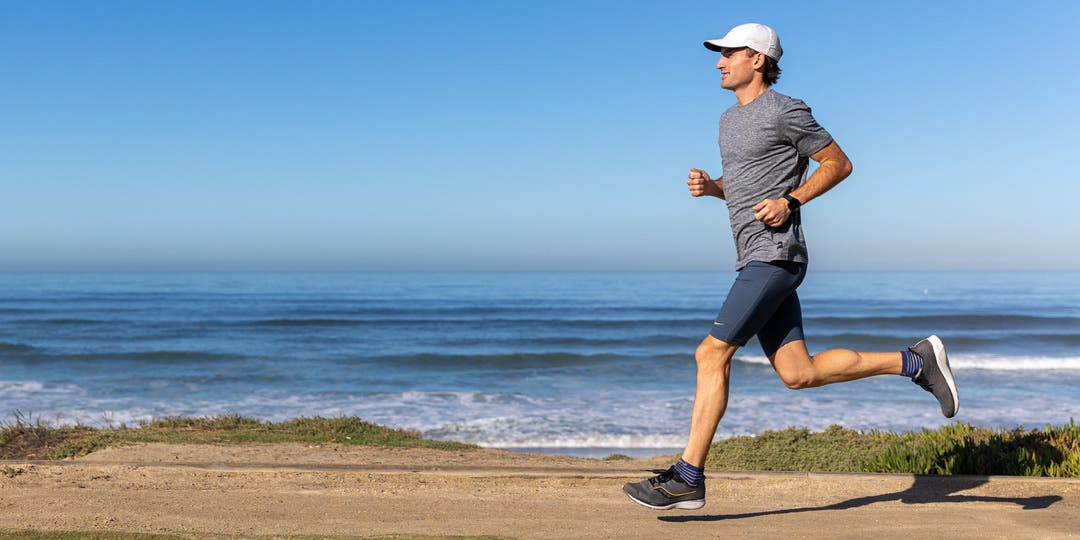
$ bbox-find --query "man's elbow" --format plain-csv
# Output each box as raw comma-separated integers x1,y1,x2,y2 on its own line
840,158,853,180
829,153,852,181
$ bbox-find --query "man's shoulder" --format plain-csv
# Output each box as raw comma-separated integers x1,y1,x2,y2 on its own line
722,90,808,116
761,89,810,110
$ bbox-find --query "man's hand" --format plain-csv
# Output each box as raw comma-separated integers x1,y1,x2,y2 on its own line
687,168,723,198
752,198,792,228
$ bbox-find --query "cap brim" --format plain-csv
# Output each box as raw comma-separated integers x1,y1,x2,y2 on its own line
703,40,724,52
703,38,741,52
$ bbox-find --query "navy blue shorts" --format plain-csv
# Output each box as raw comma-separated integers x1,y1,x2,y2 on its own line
709,260,807,358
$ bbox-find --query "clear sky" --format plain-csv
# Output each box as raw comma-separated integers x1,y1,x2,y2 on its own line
3,1,1078,271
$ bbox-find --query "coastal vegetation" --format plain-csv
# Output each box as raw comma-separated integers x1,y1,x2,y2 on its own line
705,421,1080,477
2,412,1077,477
0,411,473,460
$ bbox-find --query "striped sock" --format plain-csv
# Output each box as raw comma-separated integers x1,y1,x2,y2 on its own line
674,458,705,487
900,349,923,378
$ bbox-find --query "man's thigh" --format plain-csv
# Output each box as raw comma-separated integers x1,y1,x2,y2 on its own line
709,261,805,348
757,290,805,358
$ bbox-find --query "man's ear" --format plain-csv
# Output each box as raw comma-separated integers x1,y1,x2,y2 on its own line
752,52,766,70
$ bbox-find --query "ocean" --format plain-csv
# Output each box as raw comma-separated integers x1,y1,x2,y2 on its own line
1,271,1078,458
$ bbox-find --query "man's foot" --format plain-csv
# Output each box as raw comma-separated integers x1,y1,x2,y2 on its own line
910,335,959,418
623,466,705,510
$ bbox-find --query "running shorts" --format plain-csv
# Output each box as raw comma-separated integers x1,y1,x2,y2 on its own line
709,260,807,358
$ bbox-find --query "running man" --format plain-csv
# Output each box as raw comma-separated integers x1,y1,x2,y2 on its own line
623,23,959,511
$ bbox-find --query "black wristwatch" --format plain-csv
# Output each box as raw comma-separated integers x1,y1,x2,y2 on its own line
782,194,802,212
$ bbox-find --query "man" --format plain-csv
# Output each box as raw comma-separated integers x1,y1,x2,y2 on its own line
623,23,959,511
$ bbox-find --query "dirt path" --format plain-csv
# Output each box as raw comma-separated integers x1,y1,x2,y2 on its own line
1,443,1077,539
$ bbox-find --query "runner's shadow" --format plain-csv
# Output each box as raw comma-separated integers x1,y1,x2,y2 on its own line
658,475,1063,523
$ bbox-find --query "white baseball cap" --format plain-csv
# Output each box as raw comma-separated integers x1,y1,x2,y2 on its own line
704,23,783,61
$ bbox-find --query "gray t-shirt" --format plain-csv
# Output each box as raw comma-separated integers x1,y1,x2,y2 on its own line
719,89,833,270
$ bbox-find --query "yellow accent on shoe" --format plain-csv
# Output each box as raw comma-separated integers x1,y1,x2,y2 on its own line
654,485,698,497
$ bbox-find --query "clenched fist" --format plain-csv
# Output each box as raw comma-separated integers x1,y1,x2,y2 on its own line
752,198,792,228
687,168,723,198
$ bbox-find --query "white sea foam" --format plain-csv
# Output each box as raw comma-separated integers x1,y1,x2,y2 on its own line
0,380,45,394
0,380,85,398
5,377,1079,453
951,355,1080,371
476,433,686,449
735,355,771,366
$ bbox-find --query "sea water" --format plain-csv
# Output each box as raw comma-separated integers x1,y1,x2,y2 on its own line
1,271,1078,457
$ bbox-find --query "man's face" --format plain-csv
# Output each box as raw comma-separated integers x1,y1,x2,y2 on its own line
716,47,758,90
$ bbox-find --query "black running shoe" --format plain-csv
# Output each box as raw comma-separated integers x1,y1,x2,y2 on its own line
911,335,959,418
623,466,705,510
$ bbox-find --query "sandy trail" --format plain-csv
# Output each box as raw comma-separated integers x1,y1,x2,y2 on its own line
1,443,1077,539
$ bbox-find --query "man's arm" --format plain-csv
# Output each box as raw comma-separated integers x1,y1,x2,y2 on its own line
789,141,852,206
687,168,725,199
751,141,852,227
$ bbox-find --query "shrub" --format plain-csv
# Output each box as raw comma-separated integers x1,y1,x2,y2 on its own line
864,420,1080,477
705,425,891,472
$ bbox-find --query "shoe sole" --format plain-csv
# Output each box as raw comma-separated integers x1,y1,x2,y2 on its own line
625,492,705,510
928,335,959,418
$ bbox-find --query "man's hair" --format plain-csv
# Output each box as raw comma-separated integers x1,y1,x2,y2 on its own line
762,56,781,86
745,48,782,86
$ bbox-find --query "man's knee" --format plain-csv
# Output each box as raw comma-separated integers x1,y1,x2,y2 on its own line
776,360,818,390
779,371,816,390
771,342,817,390
696,336,736,369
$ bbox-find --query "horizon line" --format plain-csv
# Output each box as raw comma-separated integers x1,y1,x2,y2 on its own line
2,267,1079,274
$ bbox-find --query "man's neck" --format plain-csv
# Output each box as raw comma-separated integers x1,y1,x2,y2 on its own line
733,80,769,106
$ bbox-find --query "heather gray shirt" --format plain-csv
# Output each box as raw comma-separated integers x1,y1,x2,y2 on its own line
719,89,833,270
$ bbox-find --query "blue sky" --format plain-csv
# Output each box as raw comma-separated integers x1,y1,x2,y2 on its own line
2,1,1078,271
